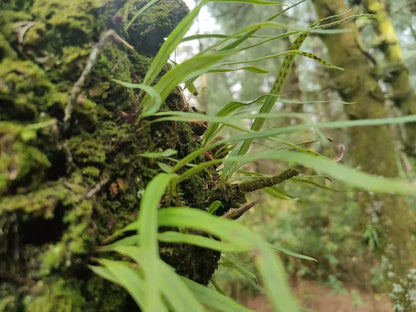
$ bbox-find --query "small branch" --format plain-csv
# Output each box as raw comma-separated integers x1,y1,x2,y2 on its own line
84,177,109,199
333,144,345,162
224,200,259,220
13,21,36,44
238,168,299,193
63,29,133,132
111,33,134,50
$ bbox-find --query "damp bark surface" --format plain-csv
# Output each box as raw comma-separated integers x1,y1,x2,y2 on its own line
0,1,246,311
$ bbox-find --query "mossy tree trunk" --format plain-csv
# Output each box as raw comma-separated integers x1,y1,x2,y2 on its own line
362,0,416,157
0,1,246,311
313,1,416,310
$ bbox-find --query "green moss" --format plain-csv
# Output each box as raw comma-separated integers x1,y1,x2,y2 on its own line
0,283,18,312
0,0,34,11
128,49,152,77
88,47,134,113
67,136,106,165
124,0,189,56
28,0,103,52
0,182,79,214
24,278,86,312
81,166,100,180
58,46,91,81
0,60,56,120
0,122,53,195
85,276,130,312
0,10,32,43
0,33,17,60
72,98,98,131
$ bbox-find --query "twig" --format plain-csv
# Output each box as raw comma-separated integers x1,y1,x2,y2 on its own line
333,144,345,162
13,21,36,44
84,177,109,199
111,33,134,50
63,29,133,131
224,200,259,220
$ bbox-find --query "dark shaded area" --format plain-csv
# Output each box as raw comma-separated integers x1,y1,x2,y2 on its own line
20,205,65,246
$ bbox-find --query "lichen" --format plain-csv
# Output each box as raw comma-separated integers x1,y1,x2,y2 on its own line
391,269,416,312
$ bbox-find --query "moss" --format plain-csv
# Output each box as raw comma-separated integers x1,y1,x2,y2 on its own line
0,60,56,121
24,278,86,312
0,182,79,215
128,49,152,77
67,137,106,166
85,275,134,312
0,122,53,195
28,0,104,52
0,0,34,11
0,283,18,312
160,243,221,286
0,10,33,45
0,33,17,61
72,98,98,132
123,0,189,56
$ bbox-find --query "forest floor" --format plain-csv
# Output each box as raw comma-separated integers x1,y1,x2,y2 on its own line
244,280,392,312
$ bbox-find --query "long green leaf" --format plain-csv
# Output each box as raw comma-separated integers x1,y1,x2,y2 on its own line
226,150,416,195
254,247,299,312
223,13,370,179
92,259,153,311
106,245,205,312
270,245,317,262
141,51,233,116
138,173,174,312
158,208,300,312
152,110,307,125
158,259,205,312
171,114,416,174
113,79,162,113
142,0,209,87
208,65,268,74
158,231,250,252
182,276,254,312
263,186,295,200
124,0,160,31
139,149,177,158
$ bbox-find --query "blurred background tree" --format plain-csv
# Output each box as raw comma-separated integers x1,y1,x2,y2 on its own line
181,0,416,311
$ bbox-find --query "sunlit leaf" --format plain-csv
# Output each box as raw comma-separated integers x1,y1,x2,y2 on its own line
142,0,209,87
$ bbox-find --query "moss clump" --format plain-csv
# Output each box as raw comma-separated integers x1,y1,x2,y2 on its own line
0,122,53,195
123,0,189,56
0,33,17,60
24,278,86,312
0,60,58,121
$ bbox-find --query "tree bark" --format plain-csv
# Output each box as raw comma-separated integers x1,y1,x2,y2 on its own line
313,1,416,310
363,0,416,157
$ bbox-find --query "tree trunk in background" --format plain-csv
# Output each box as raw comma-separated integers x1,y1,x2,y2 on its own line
313,1,416,310
363,0,416,157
